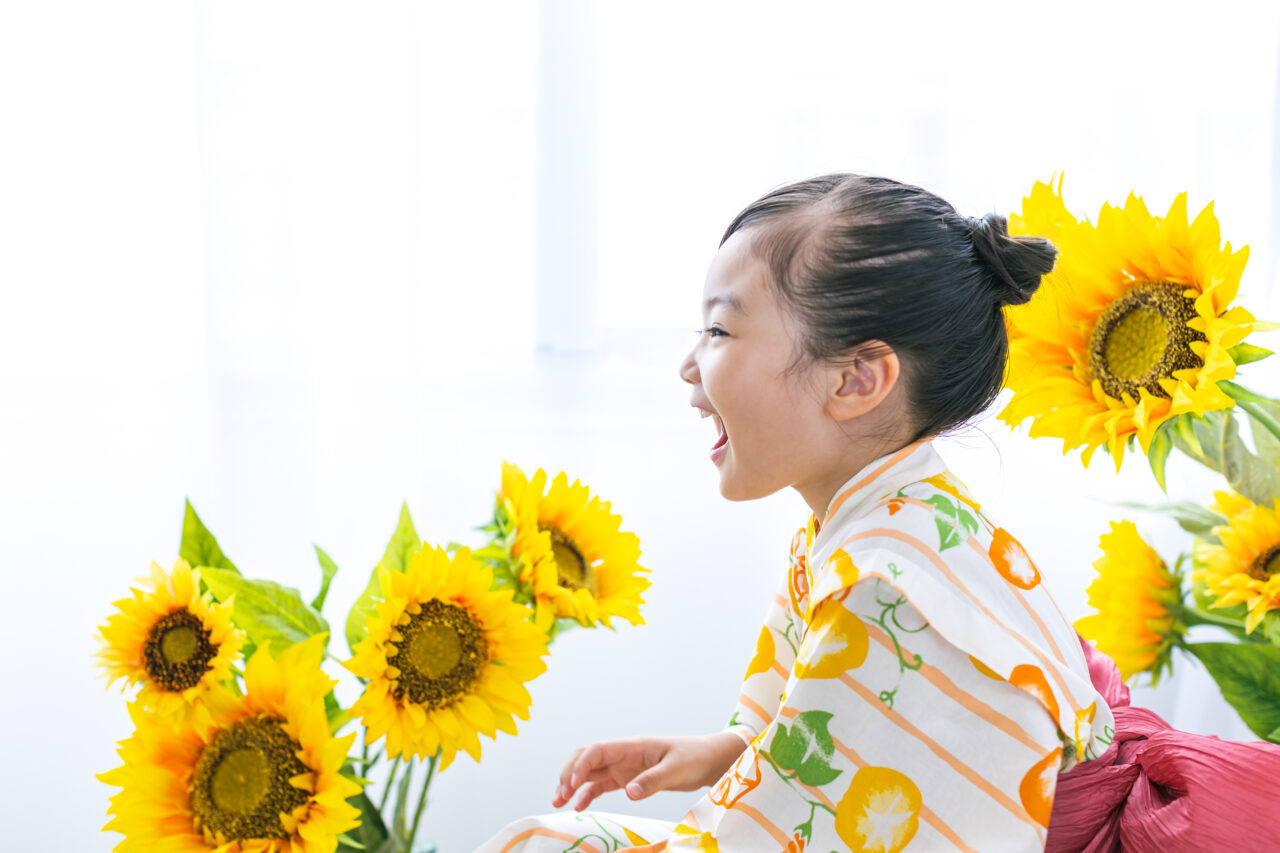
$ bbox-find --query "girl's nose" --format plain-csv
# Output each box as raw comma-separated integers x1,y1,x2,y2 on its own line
678,345,699,385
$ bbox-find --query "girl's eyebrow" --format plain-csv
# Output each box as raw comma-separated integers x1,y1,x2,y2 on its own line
704,294,748,315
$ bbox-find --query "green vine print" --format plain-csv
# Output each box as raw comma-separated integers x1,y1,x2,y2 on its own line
559,814,630,852
864,579,929,709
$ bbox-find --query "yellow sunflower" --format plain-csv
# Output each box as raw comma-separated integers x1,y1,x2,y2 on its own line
1194,489,1280,633
95,559,244,727
1001,176,1259,470
345,544,549,768
1075,520,1182,680
499,461,651,630
99,635,361,852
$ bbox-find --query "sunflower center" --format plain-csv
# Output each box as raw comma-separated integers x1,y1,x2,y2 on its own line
190,716,310,841
389,598,487,709
540,523,598,596
1249,545,1280,582
408,621,462,679
144,608,217,691
1087,281,1205,401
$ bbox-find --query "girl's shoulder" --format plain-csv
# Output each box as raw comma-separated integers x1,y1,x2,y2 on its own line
808,467,1114,766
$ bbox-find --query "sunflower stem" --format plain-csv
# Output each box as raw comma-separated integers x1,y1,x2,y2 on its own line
1180,606,1268,642
1221,381,1280,444
379,755,402,814
405,749,439,852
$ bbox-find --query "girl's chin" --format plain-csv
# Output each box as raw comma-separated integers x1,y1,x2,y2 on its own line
715,462,783,503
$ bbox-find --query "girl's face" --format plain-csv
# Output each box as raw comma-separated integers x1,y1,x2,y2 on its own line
679,229,836,502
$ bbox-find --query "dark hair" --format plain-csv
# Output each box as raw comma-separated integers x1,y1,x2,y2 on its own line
722,174,1055,444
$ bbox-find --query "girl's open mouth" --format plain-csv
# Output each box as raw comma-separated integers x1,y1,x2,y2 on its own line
710,414,728,459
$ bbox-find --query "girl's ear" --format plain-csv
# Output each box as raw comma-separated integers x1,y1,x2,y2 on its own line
825,342,901,422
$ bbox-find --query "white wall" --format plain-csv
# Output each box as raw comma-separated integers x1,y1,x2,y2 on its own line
1,2,1277,850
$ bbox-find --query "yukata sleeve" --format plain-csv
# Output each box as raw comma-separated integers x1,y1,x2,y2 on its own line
723,562,803,747
701,573,1064,852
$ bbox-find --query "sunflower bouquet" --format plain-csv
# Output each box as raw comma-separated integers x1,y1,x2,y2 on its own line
95,463,650,853
1001,176,1280,743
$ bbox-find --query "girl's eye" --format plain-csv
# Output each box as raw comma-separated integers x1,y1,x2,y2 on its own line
696,326,727,338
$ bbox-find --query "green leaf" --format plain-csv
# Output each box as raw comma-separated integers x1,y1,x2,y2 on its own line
346,503,422,656
1220,412,1280,506
768,722,805,771
324,691,351,734
201,567,330,652
381,502,423,575
1169,412,1226,474
1228,342,1274,366
180,500,240,575
1184,642,1280,740
768,711,841,788
1115,500,1225,541
1265,612,1280,647
313,545,339,612
339,792,388,853
1221,381,1280,448
391,756,414,847
1146,421,1174,492
924,494,977,551
796,756,842,788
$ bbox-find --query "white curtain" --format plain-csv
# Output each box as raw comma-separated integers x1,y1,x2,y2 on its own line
1,2,1277,851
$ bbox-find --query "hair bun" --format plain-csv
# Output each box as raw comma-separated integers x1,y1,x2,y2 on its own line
965,213,1056,308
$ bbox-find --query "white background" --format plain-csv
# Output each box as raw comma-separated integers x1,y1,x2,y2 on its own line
2,2,1279,850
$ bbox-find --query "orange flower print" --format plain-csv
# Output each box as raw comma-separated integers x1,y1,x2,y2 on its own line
668,823,720,852
968,654,1004,680
923,472,981,511
789,527,811,620
709,734,763,810
744,624,776,679
1010,664,1061,723
824,548,860,588
784,831,806,853
795,598,869,678
834,766,922,853
1073,702,1097,758
989,528,1042,589
1020,747,1062,828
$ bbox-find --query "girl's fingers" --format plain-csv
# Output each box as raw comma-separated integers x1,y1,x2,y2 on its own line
553,746,586,806
568,742,610,789
626,759,671,800
573,778,619,812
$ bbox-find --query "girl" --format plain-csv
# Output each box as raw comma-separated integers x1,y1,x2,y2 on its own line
477,175,1268,852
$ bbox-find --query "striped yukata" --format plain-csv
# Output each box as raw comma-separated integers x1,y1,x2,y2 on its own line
478,440,1111,852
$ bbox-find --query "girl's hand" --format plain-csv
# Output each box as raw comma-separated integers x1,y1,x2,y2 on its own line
552,732,748,811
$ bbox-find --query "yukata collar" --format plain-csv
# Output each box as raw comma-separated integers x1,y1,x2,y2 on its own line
807,439,948,555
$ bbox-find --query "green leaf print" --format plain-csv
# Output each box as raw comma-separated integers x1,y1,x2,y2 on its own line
767,710,843,788
924,493,978,551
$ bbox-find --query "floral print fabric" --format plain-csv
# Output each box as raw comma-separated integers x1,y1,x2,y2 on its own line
478,441,1112,852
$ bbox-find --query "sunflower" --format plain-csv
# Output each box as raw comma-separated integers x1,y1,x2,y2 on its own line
499,462,650,630
1001,176,1258,470
1074,520,1183,680
95,559,244,727
99,635,361,852
345,544,549,768
1194,490,1280,633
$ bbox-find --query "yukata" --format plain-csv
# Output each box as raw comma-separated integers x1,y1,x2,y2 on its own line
478,440,1113,852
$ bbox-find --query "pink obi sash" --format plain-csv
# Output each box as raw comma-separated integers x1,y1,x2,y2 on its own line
1045,638,1280,852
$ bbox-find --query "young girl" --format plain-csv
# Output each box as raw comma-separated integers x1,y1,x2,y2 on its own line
477,175,1270,852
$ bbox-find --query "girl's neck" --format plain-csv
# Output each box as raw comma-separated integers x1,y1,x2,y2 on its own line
797,435,922,524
